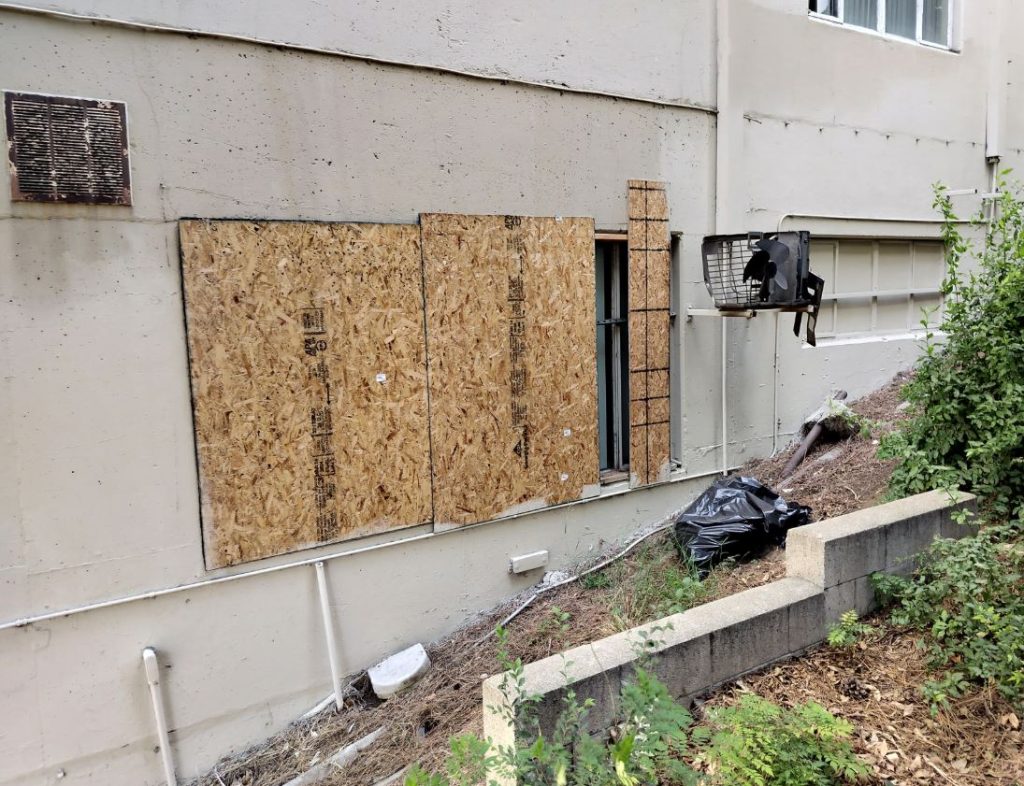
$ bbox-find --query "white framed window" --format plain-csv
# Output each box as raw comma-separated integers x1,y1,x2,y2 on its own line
809,0,956,50
810,238,945,340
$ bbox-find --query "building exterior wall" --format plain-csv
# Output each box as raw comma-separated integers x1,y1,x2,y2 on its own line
0,1,1018,784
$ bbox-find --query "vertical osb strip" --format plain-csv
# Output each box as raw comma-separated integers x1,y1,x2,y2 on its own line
627,180,649,486
180,220,433,568
421,214,600,527
627,180,672,486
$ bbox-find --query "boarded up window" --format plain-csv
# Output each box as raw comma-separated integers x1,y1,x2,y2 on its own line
4,92,131,205
179,220,433,568
627,181,672,486
421,214,600,527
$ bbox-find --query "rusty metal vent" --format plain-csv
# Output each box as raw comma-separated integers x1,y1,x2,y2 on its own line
4,92,131,205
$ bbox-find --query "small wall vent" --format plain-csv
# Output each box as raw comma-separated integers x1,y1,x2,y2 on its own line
4,91,131,205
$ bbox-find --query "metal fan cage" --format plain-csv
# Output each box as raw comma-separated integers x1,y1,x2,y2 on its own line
701,234,767,309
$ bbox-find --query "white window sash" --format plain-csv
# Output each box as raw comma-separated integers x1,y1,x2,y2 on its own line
810,0,955,50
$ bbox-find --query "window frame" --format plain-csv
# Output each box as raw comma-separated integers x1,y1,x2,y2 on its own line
808,0,957,52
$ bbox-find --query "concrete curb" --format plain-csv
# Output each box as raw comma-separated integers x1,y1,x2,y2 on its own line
482,489,977,779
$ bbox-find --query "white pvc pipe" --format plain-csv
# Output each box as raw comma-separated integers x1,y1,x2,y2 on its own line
715,0,732,476
314,561,345,712
1,464,733,634
771,311,780,455
776,211,970,233
142,648,177,786
721,318,728,475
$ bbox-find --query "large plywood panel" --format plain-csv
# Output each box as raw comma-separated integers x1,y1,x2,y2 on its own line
180,220,432,568
421,213,599,526
627,180,672,487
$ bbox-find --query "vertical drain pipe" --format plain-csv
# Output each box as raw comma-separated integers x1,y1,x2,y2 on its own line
142,648,177,786
721,319,728,474
314,561,345,712
715,0,732,475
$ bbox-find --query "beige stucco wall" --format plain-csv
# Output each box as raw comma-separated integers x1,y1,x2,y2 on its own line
1,0,717,107
1,1,1019,784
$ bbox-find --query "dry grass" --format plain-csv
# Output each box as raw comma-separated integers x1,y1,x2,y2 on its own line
194,533,790,786
192,375,912,786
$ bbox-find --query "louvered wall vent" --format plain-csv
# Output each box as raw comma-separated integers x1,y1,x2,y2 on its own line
4,91,131,205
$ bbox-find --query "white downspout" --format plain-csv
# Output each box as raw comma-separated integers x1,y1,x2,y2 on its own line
142,648,178,786
715,0,731,474
314,561,345,712
985,0,1005,222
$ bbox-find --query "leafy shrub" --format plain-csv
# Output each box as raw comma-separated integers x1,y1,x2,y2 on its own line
872,523,1024,710
699,694,868,786
826,611,874,650
880,179,1024,519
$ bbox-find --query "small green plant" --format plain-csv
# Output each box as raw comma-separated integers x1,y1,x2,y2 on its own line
699,694,868,786
404,734,496,786
581,570,612,590
539,606,572,638
826,611,874,649
823,399,878,440
872,524,1024,711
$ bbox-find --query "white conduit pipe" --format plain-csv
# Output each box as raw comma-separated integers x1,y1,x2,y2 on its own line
1,466,733,633
142,648,178,786
721,318,728,474
314,561,345,712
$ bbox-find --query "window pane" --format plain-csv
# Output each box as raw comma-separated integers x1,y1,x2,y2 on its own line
809,0,838,16
886,0,917,38
844,0,878,29
922,0,949,44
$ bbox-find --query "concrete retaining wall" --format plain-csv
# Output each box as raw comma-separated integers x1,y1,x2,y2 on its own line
482,489,977,758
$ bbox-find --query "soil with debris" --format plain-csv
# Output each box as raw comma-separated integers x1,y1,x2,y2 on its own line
743,371,913,522
192,375,910,786
701,626,1024,785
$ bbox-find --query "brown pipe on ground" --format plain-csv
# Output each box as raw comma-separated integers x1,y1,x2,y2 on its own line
781,390,848,480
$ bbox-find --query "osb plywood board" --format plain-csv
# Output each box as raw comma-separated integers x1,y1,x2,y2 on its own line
180,220,433,568
421,213,599,527
627,180,672,487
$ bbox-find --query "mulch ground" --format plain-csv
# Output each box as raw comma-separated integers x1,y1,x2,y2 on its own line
702,627,1024,785
193,372,995,786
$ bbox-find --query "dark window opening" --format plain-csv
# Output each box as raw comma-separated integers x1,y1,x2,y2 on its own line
596,238,630,480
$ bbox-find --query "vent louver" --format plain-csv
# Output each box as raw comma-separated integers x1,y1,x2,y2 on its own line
4,92,131,205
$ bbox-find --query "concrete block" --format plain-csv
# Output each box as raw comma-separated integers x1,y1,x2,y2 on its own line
704,578,821,684
787,490,977,589
622,630,712,704
787,587,827,651
938,491,980,539
884,512,940,575
824,579,856,623
824,576,874,624
854,575,879,616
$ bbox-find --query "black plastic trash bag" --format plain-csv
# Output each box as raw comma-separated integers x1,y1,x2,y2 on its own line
672,476,810,574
